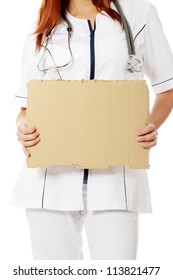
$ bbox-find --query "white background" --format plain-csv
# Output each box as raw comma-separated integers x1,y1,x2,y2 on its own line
0,0,173,278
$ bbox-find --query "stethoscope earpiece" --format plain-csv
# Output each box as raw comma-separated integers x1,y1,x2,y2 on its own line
67,27,72,32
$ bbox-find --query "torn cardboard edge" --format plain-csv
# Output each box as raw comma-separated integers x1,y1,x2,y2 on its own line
26,79,150,169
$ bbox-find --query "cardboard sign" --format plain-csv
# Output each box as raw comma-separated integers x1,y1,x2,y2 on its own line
26,80,150,169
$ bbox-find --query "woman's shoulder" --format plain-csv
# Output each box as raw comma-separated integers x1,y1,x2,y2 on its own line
115,0,156,33
120,0,151,9
118,0,153,20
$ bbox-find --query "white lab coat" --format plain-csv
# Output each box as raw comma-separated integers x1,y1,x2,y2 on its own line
10,0,173,212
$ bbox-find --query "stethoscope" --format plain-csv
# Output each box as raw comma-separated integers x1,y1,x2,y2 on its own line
37,0,143,79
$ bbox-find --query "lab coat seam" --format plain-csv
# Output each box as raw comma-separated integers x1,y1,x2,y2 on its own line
133,24,146,42
15,95,27,99
152,77,173,86
123,166,128,211
41,168,48,208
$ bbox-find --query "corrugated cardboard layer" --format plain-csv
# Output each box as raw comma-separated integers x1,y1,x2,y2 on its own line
26,80,150,169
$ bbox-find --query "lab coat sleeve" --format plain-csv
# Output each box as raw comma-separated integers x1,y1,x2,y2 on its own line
143,2,173,94
13,22,41,108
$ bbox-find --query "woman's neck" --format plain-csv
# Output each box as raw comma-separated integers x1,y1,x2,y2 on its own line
67,0,98,19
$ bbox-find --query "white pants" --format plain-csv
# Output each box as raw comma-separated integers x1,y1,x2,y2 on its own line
26,185,138,260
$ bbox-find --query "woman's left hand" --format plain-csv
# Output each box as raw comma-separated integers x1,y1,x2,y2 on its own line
137,123,158,149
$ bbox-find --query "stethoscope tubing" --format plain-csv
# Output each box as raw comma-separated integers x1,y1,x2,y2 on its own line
37,0,143,76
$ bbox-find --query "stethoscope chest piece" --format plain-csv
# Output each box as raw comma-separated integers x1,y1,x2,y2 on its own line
126,55,143,73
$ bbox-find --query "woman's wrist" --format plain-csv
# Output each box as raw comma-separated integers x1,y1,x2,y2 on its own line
16,108,27,127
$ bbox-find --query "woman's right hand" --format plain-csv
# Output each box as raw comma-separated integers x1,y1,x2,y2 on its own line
16,108,40,157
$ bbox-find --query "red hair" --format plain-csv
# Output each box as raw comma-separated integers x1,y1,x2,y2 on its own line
34,0,122,51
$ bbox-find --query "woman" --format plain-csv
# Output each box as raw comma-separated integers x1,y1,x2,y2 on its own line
11,0,173,260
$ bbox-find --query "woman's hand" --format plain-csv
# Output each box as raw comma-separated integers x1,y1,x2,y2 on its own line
16,108,40,157
137,123,158,149
138,89,173,149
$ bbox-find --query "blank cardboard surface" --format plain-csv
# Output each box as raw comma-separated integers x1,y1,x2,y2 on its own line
26,80,150,169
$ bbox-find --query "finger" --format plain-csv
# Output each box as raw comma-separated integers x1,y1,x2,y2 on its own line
20,137,40,148
137,131,158,142
18,123,37,135
23,147,31,157
138,123,156,136
17,130,40,142
140,139,157,149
